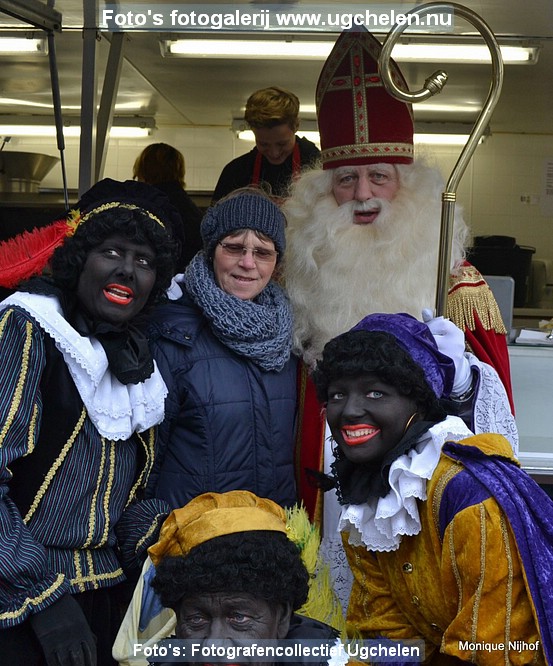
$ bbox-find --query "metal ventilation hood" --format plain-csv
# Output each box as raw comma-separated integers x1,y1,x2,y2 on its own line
0,151,60,193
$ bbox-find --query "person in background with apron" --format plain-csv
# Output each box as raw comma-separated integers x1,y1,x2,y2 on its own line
212,86,320,204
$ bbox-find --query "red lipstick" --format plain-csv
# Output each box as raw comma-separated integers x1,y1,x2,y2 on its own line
103,283,134,305
341,424,380,446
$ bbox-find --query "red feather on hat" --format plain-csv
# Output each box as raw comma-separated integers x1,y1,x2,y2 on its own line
0,212,79,289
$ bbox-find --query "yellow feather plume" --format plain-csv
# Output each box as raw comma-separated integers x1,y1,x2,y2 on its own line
286,504,347,637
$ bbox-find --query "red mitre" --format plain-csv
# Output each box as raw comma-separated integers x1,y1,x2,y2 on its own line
316,27,414,169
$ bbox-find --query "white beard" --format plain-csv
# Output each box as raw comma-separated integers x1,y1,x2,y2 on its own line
282,163,469,365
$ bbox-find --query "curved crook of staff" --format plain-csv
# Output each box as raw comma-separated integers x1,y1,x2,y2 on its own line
378,2,504,316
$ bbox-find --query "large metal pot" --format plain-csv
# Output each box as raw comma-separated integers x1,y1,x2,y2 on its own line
0,151,59,193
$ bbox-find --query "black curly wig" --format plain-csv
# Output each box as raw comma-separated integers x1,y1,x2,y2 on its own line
50,205,175,310
151,531,309,612
312,329,439,417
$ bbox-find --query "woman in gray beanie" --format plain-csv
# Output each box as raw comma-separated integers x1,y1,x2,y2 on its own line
146,188,298,509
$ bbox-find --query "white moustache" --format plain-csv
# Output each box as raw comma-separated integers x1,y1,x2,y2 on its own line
337,198,393,224
354,199,384,213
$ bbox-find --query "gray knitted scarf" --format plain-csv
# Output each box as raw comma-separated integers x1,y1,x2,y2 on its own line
183,253,293,372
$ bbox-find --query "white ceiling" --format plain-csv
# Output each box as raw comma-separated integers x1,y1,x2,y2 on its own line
0,0,552,134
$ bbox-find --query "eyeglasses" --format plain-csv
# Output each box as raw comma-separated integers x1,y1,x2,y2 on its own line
217,242,278,263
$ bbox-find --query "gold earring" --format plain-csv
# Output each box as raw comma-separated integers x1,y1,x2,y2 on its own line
403,412,418,434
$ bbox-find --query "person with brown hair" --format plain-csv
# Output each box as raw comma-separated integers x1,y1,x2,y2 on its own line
212,86,320,203
133,142,203,271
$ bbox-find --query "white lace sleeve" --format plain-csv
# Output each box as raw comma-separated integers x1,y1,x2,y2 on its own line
470,353,519,455
320,430,353,614
319,521,353,614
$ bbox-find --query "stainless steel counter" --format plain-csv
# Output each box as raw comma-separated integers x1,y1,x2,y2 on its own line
509,344,553,480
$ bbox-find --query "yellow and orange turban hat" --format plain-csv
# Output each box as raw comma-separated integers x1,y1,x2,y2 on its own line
148,490,288,567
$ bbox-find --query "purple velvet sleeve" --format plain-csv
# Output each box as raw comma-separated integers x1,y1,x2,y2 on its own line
442,441,553,664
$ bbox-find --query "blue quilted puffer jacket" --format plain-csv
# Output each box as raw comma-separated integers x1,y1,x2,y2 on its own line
146,292,298,509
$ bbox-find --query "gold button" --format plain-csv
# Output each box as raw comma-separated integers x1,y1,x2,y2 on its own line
402,562,413,573
412,595,420,606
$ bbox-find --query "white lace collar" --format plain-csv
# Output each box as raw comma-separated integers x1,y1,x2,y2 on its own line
339,415,473,552
1,292,167,441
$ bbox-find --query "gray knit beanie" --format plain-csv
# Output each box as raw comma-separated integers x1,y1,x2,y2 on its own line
201,192,286,260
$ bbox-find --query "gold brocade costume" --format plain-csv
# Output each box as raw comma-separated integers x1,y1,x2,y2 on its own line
343,435,544,665
447,264,506,337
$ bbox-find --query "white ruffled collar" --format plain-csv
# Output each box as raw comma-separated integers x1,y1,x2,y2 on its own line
339,415,473,552
1,292,167,441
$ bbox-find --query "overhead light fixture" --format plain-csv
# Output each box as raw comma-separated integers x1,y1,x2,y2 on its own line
413,101,482,115
392,43,539,64
237,129,321,145
0,116,156,138
161,38,538,65
239,103,317,116
0,36,47,55
232,118,321,145
415,133,471,146
162,39,330,60
232,120,488,147
414,122,490,145
0,97,151,112
108,116,157,138
108,126,152,138
0,122,79,137
235,129,476,147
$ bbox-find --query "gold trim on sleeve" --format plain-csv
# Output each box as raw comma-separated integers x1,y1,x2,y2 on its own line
0,573,66,621
0,320,33,449
500,514,513,664
469,503,487,655
100,441,116,546
23,407,87,524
